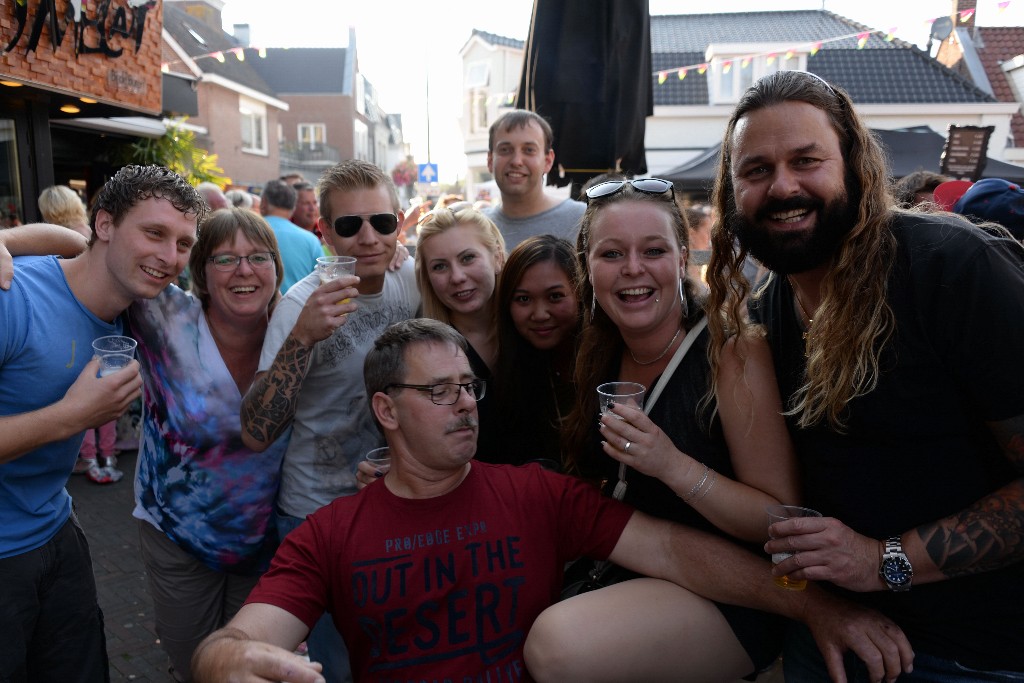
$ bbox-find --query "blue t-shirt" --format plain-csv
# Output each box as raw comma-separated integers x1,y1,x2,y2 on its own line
264,215,322,294
130,286,287,573
0,256,121,558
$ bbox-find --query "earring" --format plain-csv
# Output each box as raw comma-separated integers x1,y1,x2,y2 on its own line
679,278,689,319
591,291,596,319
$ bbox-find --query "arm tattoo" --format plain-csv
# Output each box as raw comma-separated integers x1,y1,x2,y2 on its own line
916,420,1024,579
241,336,313,446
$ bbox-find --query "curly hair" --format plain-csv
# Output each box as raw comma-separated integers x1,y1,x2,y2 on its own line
564,182,704,475
707,70,897,430
414,207,506,326
88,165,207,246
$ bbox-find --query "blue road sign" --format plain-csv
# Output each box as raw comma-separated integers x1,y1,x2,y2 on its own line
418,163,439,184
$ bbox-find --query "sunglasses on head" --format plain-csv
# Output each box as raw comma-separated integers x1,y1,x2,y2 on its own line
333,213,399,238
584,178,675,203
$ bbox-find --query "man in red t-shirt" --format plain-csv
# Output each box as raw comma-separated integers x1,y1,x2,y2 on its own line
192,319,912,683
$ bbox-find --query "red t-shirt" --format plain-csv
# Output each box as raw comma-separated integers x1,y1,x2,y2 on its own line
247,462,633,682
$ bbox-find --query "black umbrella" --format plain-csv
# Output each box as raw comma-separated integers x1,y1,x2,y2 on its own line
515,0,653,191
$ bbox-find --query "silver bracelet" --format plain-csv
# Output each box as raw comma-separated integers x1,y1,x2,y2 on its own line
681,465,711,503
694,469,718,502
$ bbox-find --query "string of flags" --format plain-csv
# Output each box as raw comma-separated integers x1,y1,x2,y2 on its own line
161,45,271,73
652,1,1014,84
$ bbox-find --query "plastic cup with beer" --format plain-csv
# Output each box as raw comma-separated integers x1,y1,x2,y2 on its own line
766,504,823,590
92,335,138,377
316,255,357,304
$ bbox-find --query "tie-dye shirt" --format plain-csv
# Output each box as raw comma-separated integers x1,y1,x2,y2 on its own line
130,286,286,574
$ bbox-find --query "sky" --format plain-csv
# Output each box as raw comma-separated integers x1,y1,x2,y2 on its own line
220,0,1024,184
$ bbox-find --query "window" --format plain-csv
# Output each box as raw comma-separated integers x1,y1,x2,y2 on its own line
706,45,806,105
470,90,488,133
298,123,326,150
354,119,368,161
239,96,267,154
466,62,490,88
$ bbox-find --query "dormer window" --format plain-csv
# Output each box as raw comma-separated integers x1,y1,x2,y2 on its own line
706,43,806,104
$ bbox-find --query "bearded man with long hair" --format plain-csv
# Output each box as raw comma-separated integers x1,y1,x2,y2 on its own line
707,69,1024,681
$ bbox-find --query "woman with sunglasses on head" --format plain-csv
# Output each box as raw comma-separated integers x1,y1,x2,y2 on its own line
414,206,506,462
524,179,800,682
126,208,294,682
491,235,581,467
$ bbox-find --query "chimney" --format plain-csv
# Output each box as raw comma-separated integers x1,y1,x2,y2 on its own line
234,23,250,46
951,0,977,29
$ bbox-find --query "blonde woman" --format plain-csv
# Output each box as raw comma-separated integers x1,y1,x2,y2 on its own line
38,185,91,238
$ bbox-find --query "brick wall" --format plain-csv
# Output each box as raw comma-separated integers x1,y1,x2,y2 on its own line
0,0,164,114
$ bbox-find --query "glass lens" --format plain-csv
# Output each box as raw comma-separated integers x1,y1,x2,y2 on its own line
632,178,673,194
333,215,364,237
368,213,398,235
585,180,626,200
248,252,274,267
211,254,238,269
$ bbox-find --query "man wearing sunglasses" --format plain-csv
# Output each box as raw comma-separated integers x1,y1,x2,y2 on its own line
240,159,419,683
484,110,585,249
197,318,912,683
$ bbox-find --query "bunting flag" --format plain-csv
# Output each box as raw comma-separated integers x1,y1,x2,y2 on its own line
642,0,1015,84
161,44,270,72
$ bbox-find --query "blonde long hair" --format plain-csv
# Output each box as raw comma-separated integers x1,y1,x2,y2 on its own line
707,71,897,430
414,207,506,326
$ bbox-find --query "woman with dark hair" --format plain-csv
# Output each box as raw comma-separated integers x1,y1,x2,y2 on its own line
130,207,289,682
524,179,799,682
492,235,581,466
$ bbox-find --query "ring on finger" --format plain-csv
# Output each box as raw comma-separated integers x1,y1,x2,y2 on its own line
624,441,632,454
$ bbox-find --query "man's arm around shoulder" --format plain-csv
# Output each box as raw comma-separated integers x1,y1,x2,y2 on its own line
192,603,323,683
609,512,914,683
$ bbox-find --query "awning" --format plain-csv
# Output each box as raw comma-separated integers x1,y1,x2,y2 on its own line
55,116,166,139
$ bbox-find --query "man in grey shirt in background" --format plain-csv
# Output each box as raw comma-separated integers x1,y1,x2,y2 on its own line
483,110,585,248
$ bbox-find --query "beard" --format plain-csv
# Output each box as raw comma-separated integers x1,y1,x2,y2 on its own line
728,189,859,275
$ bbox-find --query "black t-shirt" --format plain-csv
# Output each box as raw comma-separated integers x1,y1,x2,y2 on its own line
751,211,1024,670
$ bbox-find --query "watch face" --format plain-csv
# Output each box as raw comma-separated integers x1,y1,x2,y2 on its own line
882,557,913,586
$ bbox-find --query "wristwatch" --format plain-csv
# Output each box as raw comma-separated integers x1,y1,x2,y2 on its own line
879,536,913,592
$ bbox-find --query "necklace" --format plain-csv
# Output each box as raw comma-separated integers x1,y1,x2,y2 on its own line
629,326,682,366
787,276,814,345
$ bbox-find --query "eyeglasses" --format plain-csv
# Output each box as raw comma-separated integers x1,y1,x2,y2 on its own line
333,213,399,238
385,379,487,405
584,178,675,203
208,252,275,271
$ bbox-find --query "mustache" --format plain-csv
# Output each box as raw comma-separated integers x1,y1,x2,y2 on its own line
754,195,822,221
445,416,479,433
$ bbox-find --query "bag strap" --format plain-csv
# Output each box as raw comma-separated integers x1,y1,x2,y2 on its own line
611,316,709,500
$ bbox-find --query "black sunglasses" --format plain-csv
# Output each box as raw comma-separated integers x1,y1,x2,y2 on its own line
333,213,399,238
584,178,675,203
